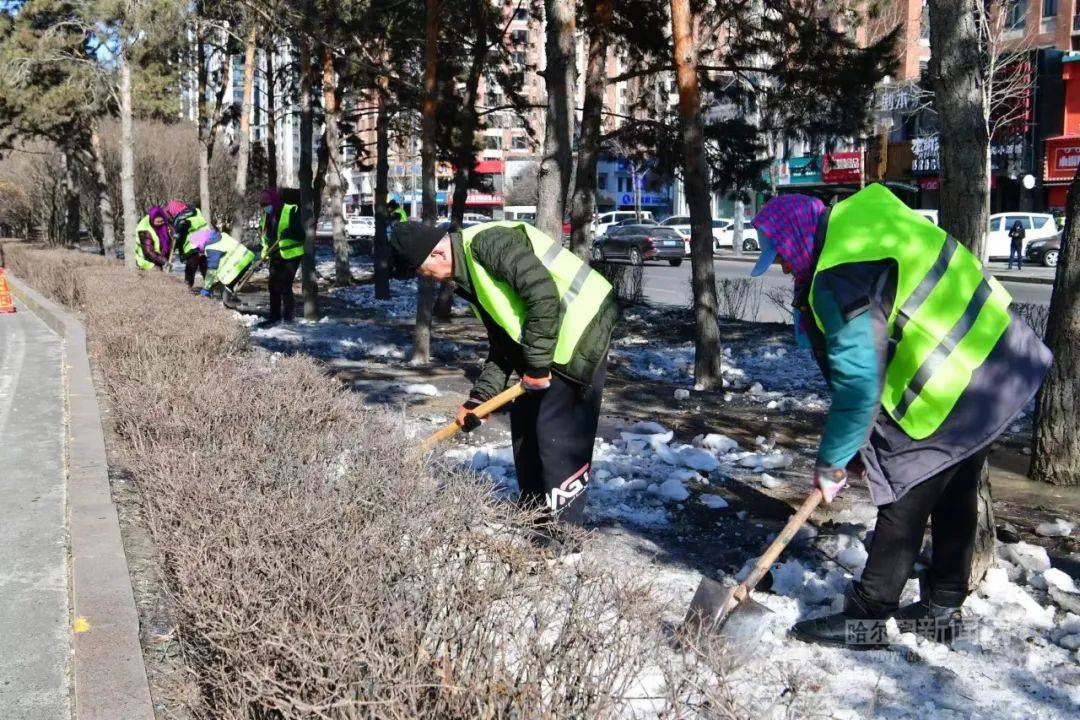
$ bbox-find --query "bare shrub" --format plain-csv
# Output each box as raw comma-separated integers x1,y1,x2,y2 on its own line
593,260,644,306
762,284,795,324
1013,302,1048,339
714,278,762,321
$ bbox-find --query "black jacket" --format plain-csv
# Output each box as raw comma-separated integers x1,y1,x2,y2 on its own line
450,226,617,401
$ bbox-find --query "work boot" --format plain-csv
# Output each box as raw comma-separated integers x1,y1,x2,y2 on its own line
894,599,964,644
790,590,890,649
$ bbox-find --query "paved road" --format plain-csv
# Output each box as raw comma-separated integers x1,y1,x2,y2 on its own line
641,258,1054,322
0,301,70,719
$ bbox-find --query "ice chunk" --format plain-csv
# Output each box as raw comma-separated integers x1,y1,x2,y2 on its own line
978,566,1055,629
695,433,739,453
1042,568,1079,595
760,452,793,470
1058,634,1080,651
674,388,691,400
1036,518,1075,537
837,542,869,571
488,446,516,466
402,383,440,396
759,473,783,489
469,451,490,472
748,382,764,396
677,446,720,472
631,421,670,435
649,478,690,502
770,560,832,604
651,439,681,465
738,454,764,468
700,494,729,509
1000,541,1052,573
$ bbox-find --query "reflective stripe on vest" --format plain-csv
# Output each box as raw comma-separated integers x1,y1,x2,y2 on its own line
461,221,612,365
261,203,304,260
207,234,255,286
810,184,1012,440
133,215,159,270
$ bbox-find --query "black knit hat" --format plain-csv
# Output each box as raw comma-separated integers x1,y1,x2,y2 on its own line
388,221,450,274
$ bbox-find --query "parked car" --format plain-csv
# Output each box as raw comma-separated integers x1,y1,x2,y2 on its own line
345,216,375,239
986,213,1057,259
614,217,659,228
596,210,655,237
591,225,685,266
316,218,334,237
462,212,492,224
714,220,760,252
661,216,738,254
1025,234,1062,267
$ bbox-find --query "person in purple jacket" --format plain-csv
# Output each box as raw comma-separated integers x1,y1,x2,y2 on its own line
133,206,172,270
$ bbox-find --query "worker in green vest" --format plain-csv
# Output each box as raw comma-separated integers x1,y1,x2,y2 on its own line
259,188,304,324
133,206,172,270
164,200,211,289
194,229,255,298
748,186,1051,647
389,220,618,543
388,199,408,225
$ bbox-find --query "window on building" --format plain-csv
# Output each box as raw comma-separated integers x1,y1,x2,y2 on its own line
1043,0,1058,18
920,1,930,40
511,135,529,150
597,173,608,190
514,8,529,21
1006,0,1027,30
511,30,528,46
484,135,503,150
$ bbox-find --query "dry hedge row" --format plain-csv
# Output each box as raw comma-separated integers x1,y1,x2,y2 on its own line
2,243,792,719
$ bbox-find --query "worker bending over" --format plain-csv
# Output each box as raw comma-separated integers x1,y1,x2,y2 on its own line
164,199,211,290
133,206,172,270
189,229,255,299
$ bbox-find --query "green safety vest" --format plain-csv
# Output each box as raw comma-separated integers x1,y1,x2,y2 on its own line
810,184,1013,441
133,215,161,271
177,208,209,255
391,208,408,224
461,221,612,365
261,203,304,260
207,233,255,287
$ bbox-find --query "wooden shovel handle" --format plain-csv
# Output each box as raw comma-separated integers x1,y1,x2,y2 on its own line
420,383,527,451
731,489,824,605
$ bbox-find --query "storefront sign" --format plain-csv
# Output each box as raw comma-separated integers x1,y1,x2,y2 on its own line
1044,136,1080,183
822,151,863,184
447,192,504,206
912,136,940,175
783,156,823,185
618,193,670,206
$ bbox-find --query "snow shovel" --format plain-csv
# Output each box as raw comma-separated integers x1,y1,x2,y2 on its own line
679,487,824,649
420,383,527,451
231,240,279,296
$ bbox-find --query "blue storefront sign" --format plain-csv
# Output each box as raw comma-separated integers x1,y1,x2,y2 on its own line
618,192,669,206
761,156,824,186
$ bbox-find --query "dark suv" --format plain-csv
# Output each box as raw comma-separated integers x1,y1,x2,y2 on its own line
1025,234,1062,267
591,225,685,266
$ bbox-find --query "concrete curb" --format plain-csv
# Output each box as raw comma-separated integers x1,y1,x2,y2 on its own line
6,273,155,720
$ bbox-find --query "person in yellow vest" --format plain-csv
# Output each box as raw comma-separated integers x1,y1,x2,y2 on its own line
389,220,618,540
259,188,304,324
191,229,255,298
748,187,1051,647
164,200,211,289
133,206,172,270
388,199,408,225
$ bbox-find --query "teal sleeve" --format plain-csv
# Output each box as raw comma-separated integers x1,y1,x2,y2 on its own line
813,285,880,469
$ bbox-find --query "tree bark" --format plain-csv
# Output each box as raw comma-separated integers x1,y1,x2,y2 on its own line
732,197,744,256
265,40,277,189
927,0,990,259
373,59,392,300
59,145,80,247
1031,171,1080,486
196,13,212,218
569,0,614,260
89,125,116,256
535,0,577,243
298,36,319,319
119,53,138,270
322,48,351,286
670,0,723,389
232,23,258,234
412,0,440,364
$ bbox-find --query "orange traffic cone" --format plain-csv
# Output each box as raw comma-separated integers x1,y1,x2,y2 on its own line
0,268,16,314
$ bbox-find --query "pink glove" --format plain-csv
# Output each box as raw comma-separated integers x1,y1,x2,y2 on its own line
814,466,848,504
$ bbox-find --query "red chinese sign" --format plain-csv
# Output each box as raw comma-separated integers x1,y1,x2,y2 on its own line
822,151,863,184
1044,136,1080,183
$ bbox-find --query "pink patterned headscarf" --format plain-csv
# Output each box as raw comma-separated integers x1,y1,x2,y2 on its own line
752,194,826,289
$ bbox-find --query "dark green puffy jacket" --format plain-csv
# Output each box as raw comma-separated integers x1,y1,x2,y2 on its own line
450,226,618,401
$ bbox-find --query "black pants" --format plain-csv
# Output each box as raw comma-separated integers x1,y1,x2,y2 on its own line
268,257,301,322
184,254,207,288
510,366,606,526
853,450,988,613
1008,246,1024,270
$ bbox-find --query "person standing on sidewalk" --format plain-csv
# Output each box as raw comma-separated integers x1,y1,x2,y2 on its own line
1008,219,1026,271
748,186,1050,647
258,188,304,325
388,221,618,540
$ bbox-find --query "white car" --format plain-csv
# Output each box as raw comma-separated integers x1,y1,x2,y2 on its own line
915,209,939,225
345,216,375,239
714,220,759,252
462,212,492,225
986,213,1056,259
596,210,655,237
661,216,740,254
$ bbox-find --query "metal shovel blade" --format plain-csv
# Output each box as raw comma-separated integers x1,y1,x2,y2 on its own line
677,576,773,653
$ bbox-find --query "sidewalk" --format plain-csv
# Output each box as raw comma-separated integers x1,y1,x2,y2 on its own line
0,299,70,720
713,250,1057,284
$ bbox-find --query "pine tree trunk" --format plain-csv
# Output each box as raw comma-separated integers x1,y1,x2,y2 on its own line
927,0,989,259
89,126,116,256
670,0,723,389
60,145,80,247
232,24,258,234
196,14,212,217
322,48,351,286
265,42,277,189
119,53,138,270
298,37,319,320
535,0,576,243
569,0,614,260
373,61,392,300
732,197,744,257
412,0,440,365
1031,171,1080,487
